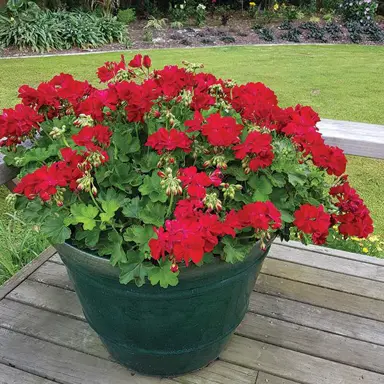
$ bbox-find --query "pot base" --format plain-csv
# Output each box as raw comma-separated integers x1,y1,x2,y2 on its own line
100,331,233,377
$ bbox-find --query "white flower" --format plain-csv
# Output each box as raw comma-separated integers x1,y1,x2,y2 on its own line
180,4,185,9
197,3,206,10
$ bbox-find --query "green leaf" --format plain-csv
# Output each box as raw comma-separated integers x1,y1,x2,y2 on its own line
64,203,99,230
287,172,306,186
225,166,249,181
280,210,295,223
119,252,150,287
222,237,252,264
123,225,155,253
248,175,273,195
139,173,167,203
136,152,160,173
138,202,166,227
252,190,269,202
148,259,179,288
20,145,61,166
99,231,127,266
113,131,140,154
75,228,101,248
122,197,141,219
22,199,45,222
268,172,286,188
100,199,120,223
41,215,71,244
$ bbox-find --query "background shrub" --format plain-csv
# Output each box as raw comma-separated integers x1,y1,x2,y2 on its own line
0,3,127,52
117,7,136,24
340,0,378,24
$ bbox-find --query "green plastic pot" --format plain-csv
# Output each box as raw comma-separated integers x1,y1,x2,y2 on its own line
54,240,271,377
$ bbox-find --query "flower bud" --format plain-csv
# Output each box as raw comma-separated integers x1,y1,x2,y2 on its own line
170,263,179,273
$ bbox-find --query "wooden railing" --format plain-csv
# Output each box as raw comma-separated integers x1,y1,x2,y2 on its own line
1,118,383,189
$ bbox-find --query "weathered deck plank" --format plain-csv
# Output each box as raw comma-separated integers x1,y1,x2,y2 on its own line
221,335,384,384
237,312,384,373
256,372,299,384
255,274,384,322
0,363,56,384
269,244,384,282
262,258,384,300
249,292,384,346
0,299,107,359
7,280,84,320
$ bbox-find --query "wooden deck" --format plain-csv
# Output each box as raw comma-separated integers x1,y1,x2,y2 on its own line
1,242,384,384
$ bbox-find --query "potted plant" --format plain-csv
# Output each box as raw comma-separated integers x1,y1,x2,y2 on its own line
0,55,373,376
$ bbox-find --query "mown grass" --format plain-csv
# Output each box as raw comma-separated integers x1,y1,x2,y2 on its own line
0,45,383,278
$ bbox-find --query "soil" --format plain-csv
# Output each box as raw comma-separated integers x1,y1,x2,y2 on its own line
1,15,383,58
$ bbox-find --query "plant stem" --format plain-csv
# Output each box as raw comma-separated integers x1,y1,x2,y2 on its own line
89,190,103,212
166,194,174,218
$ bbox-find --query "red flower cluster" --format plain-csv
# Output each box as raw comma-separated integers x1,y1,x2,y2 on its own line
146,128,192,154
14,148,86,202
330,180,373,238
178,166,221,198
293,204,331,245
149,198,243,264
72,125,112,152
149,199,281,264
0,105,43,147
233,131,274,172
97,56,127,83
18,74,93,119
282,106,347,176
237,201,282,231
201,113,243,147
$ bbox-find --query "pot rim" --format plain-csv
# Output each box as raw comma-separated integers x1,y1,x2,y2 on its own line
55,236,273,283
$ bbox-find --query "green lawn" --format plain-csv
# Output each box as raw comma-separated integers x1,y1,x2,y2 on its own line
0,44,383,236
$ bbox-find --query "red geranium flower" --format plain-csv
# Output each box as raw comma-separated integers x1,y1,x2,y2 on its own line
178,166,213,198
0,105,43,147
201,113,243,147
185,111,204,132
146,128,192,154
238,201,282,231
97,55,127,83
233,131,274,172
293,204,331,244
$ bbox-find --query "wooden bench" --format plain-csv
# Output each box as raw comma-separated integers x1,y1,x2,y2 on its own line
0,118,384,383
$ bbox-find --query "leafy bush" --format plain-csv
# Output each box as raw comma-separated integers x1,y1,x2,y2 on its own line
195,3,207,26
281,27,302,42
279,20,293,29
0,3,127,52
282,5,305,21
324,21,342,39
169,1,189,23
220,36,236,43
145,15,167,30
256,27,275,41
363,21,384,41
117,8,136,25
346,20,363,42
340,0,378,24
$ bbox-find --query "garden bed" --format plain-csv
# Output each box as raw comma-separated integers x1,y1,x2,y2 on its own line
1,16,384,58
